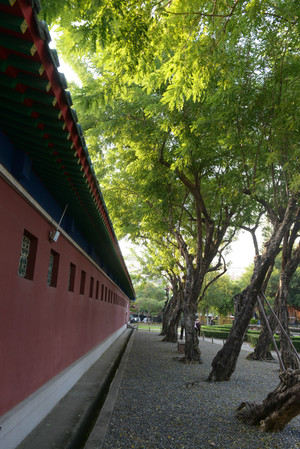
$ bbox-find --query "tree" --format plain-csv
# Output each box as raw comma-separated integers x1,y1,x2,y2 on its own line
132,280,166,317
208,196,298,381
161,273,185,343
276,237,300,370
62,74,245,362
135,235,186,343
43,0,299,372
250,220,300,368
266,251,300,309
206,3,300,380
42,1,300,112
125,242,180,324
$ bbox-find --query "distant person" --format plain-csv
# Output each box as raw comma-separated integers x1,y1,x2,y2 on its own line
210,317,215,326
195,318,201,337
180,315,185,340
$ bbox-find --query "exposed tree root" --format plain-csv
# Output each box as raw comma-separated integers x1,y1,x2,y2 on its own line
246,351,275,362
236,369,300,432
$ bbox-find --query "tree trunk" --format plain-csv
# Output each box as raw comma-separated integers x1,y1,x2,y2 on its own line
279,308,298,371
183,303,201,362
278,241,300,370
236,369,300,432
208,284,253,380
160,297,171,336
250,227,300,366
161,276,184,342
162,293,182,343
249,303,277,361
249,260,278,361
207,197,297,381
182,258,202,363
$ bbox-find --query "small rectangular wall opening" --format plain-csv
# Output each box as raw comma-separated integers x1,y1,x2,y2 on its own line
89,276,94,298
95,280,99,299
80,270,86,295
68,263,76,292
47,250,60,287
18,230,38,280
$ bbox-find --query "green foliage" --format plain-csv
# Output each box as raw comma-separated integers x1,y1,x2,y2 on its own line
234,263,255,291
199,273,238,317
292,337,300,352
122,245,172,315
201,328,231,340
246,333,300,352
288,267,300,308
42,0,300,307
200,325,300,351
131,279,166,316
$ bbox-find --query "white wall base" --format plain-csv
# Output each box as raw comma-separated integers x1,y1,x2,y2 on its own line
0,325,126,449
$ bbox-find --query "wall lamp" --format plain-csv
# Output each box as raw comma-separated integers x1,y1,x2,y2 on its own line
49,204,68,243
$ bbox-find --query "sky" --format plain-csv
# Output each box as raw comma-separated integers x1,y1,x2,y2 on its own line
49,29,82,85
225,230,261,278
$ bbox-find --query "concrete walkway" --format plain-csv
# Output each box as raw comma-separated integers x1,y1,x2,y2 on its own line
16,328,133,449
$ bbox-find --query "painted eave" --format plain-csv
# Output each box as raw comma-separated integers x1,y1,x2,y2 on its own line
0,0,135,299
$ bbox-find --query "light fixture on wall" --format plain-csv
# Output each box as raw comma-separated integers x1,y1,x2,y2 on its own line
49,204,68,243
50,230,60,242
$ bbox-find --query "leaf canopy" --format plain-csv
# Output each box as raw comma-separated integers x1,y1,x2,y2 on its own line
42,0,300,299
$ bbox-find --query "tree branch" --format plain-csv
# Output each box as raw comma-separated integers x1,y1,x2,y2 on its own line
198,253,227,302
240,209,265,256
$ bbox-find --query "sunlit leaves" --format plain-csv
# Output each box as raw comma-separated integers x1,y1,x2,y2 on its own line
43,0,299,282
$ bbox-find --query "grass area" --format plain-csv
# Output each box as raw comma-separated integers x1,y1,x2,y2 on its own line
135,323,300,351
136,323,162,332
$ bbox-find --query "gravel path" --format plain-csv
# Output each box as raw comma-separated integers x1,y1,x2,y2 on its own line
103,331,300,449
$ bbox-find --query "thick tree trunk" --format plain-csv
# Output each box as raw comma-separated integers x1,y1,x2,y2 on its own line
249,261,278,361
278,242,300,370
207,197,296,381
236,369,300,432
279,316,298,371
171,184,234,363
249,329,274,361
160,298,171,336
162,294,182,343
249,303,277,361
161,276,184,342
183,303,201,362
208,284,254,380
182,259,202,363
251,229,300,366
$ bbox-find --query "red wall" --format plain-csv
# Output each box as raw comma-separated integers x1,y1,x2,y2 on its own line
0,176,130,416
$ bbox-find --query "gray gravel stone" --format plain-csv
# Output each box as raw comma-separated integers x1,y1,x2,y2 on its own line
103,331,300,449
